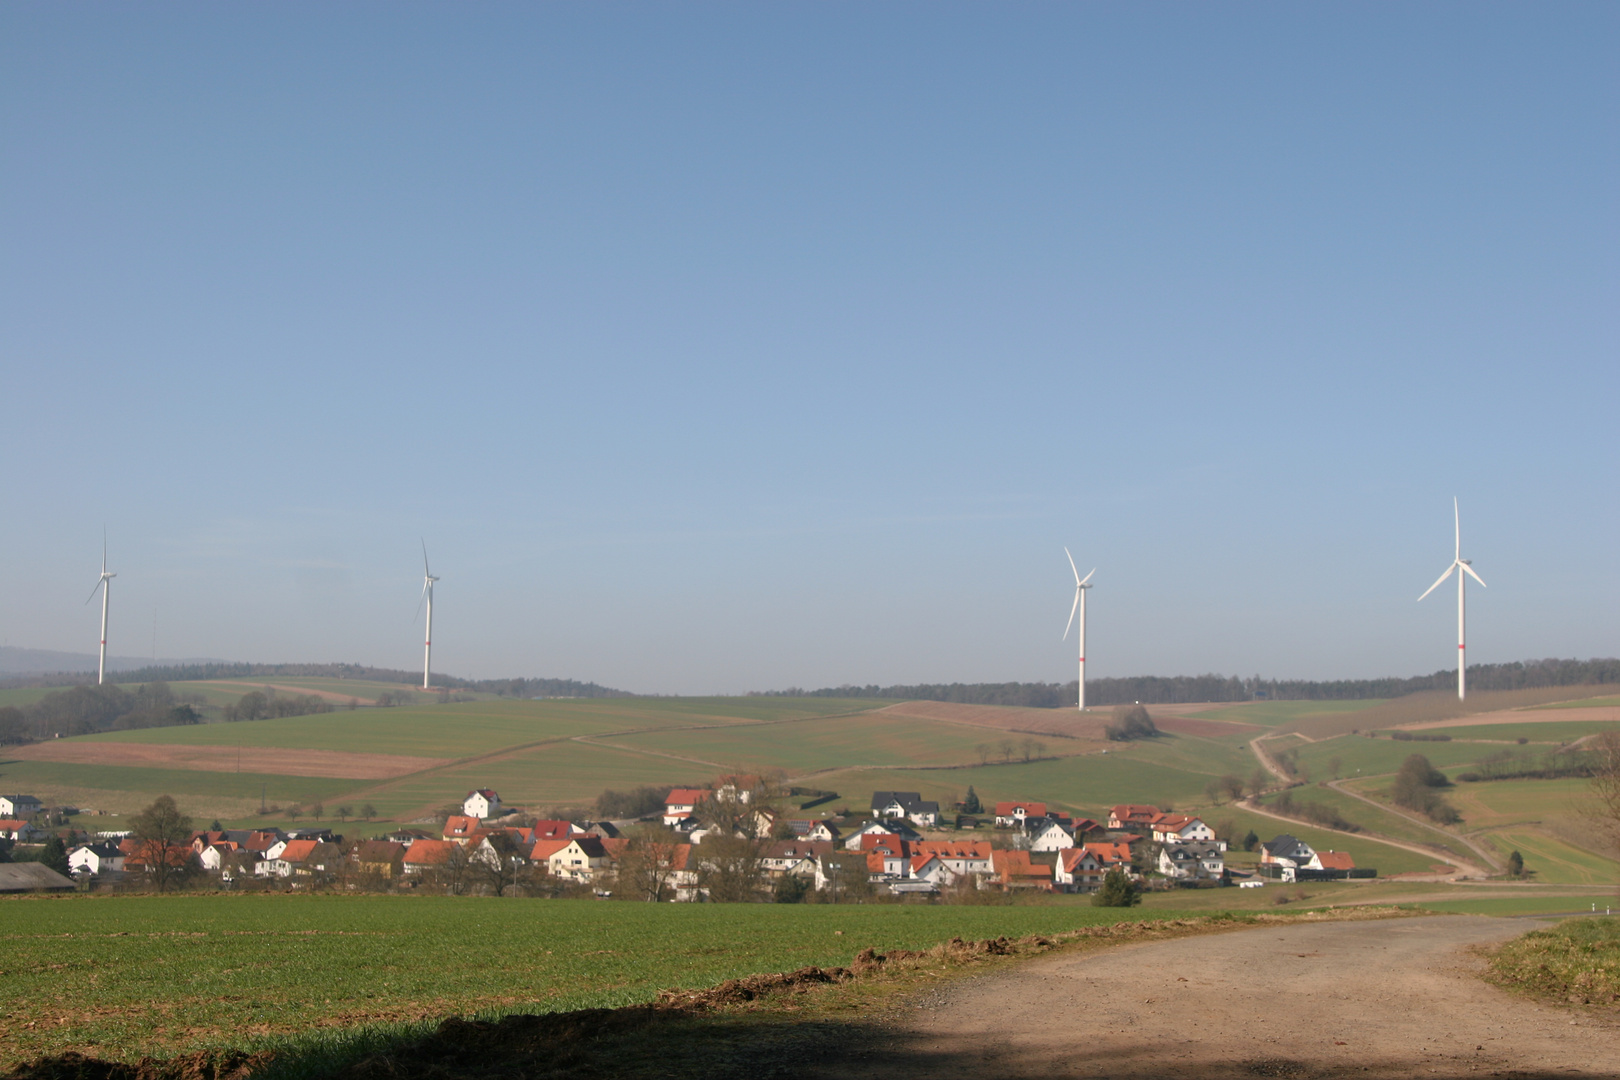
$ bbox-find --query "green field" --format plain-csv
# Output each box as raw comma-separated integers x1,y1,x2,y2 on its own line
1409,720,1618,745
1288,733,1501,781
1257,785,1470,854
1481,829,1618,885
0,894,1200,1066
1183,700,1386,728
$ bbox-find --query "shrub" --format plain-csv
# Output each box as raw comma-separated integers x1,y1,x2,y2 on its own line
1091,867,1141,907
1104,705,1159,742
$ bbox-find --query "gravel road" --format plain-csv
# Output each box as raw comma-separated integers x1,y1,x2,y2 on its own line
810,915,1620,1079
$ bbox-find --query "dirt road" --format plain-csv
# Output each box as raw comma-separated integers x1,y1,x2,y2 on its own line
814,915,1620,1079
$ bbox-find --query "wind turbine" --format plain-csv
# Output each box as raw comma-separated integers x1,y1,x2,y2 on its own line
1062,548,1095,711
85,534,116,685
1417,498,1486,700
416,541,439,690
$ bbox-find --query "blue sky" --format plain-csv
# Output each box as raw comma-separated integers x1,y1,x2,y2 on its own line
3,4,1615,693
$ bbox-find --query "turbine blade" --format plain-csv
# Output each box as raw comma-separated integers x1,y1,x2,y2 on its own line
1062,589,1081,640
421,538,431,578
1079,567,1096,587
413,578,429,623
1454,497,1461,561
1461,563,1486,588
1417,563,1456,601
85,578,104,605
1064,546,1080,586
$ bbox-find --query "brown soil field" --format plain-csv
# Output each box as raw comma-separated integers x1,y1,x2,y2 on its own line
7,741,448,779
877,701,1109,739
1151,715,1263,736
1403,705,1620,730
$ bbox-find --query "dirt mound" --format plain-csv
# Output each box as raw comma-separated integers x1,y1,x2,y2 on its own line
4,1050,268,1080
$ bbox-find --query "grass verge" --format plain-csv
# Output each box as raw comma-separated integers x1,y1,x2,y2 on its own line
1485,916,1620,1006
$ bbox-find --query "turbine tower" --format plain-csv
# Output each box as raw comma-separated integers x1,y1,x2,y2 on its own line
1062,548,1095,711
417,541,439,690
1418,498,1485,700
85,535,116,685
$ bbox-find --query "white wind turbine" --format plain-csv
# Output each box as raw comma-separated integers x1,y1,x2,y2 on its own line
1417,498,1486,700
416,541,439,690
1062,548,1095,711
85,534,116,686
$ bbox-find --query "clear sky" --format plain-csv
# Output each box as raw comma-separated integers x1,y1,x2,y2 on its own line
3,4,1615,694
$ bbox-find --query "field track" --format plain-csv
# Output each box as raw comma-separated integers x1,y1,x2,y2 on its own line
6,741,448,779
811,915,1620,1079
1402,705,1620,730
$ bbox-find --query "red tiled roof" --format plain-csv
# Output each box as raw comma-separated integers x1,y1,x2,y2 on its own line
993,801,1047,817
665,788,708,806
529,838,572,862
444,815,480,837
277,839,319,863
1317,851,1355,871
531,820,574,841
403,839,459,865
912,840,992,860
1083,842,1132,865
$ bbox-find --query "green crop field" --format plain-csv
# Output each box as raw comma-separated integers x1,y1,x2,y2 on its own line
0,893,1200,1066
1183,700,1386,728
1256,786,1468,854
1481,829,1618,885
1409,894,1620,917
1414,720,1618,745
1532,695,1620,710
1289,734,1500,781
1444,777,1599,829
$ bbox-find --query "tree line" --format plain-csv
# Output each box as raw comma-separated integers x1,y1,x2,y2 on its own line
751,657,1620,708
0,682,200,743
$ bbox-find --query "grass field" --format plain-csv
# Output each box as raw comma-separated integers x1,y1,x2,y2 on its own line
1409,720,1618,744
1202,805,1438,875
1486,916,1620,1004
1257,785,1468,853
1481,829,1618,885
1533,695,1620,710
0,894,1202,1066
1183,700,1386,728
1288,733,1501,781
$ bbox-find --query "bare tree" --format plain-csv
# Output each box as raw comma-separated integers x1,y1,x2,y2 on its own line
617,824,683,902
361,803,377,822
975,743,991,765
998,738,1015,763
1586,729,1620,855
440,842,474,896
696,833,766,903
472,834,528,896
1020,737,1037,762
337,805,353,824
129,795,195,893
312,802,324,823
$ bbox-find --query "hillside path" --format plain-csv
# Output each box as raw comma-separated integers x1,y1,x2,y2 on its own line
1326,777,1504,872
811,915,1620,1079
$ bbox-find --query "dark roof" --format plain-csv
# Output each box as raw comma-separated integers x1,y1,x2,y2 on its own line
1263,834,1313,857
0,863,76,892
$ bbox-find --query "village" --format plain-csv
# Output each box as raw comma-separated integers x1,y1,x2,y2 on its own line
1,782,1370,900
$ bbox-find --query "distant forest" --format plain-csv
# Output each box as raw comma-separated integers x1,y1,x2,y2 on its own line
0,661,629,700
752,657,1620,708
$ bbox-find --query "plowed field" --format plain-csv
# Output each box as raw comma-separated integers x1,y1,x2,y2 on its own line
8,741,447,779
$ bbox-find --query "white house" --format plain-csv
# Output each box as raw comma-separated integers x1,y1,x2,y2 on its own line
545,837,610,882
0,795,43,819
1025,818,1076,852
1156,841,1225,882
462,789,502,820
870,791,940,828
68,842,125,877
1150,814,1218,845
842,819,921,850
912,841,994,879
993,801,1048,828
0,819,43,842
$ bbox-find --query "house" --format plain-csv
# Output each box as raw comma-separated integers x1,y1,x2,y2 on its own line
1070,818,1104,839
402,839,462,875
1258,835,1316,881
713,775,762,804
1316,851,1355,873
912,840,995,878
544,837,610,882
443,816,487,844
1054,847,1106,892
1108,805,1162,830
122,838,197,876
258,838,322,878
663,788,708,826
1156,840,1225,882
761,839,831,879
993,801,1047,828
383,828,434,845
353,840,408,879
991,848,1051,890
789,819,841,843
67,842,125,877
463,789,502,819
871,791,941,828
197,841,240,873
0,819,44,842
0,863,75,893
1150,814,1218,845
1024,817,1075,852
578,820,621,840
0,795,43,819
529,820,578,842
843,819,921,849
